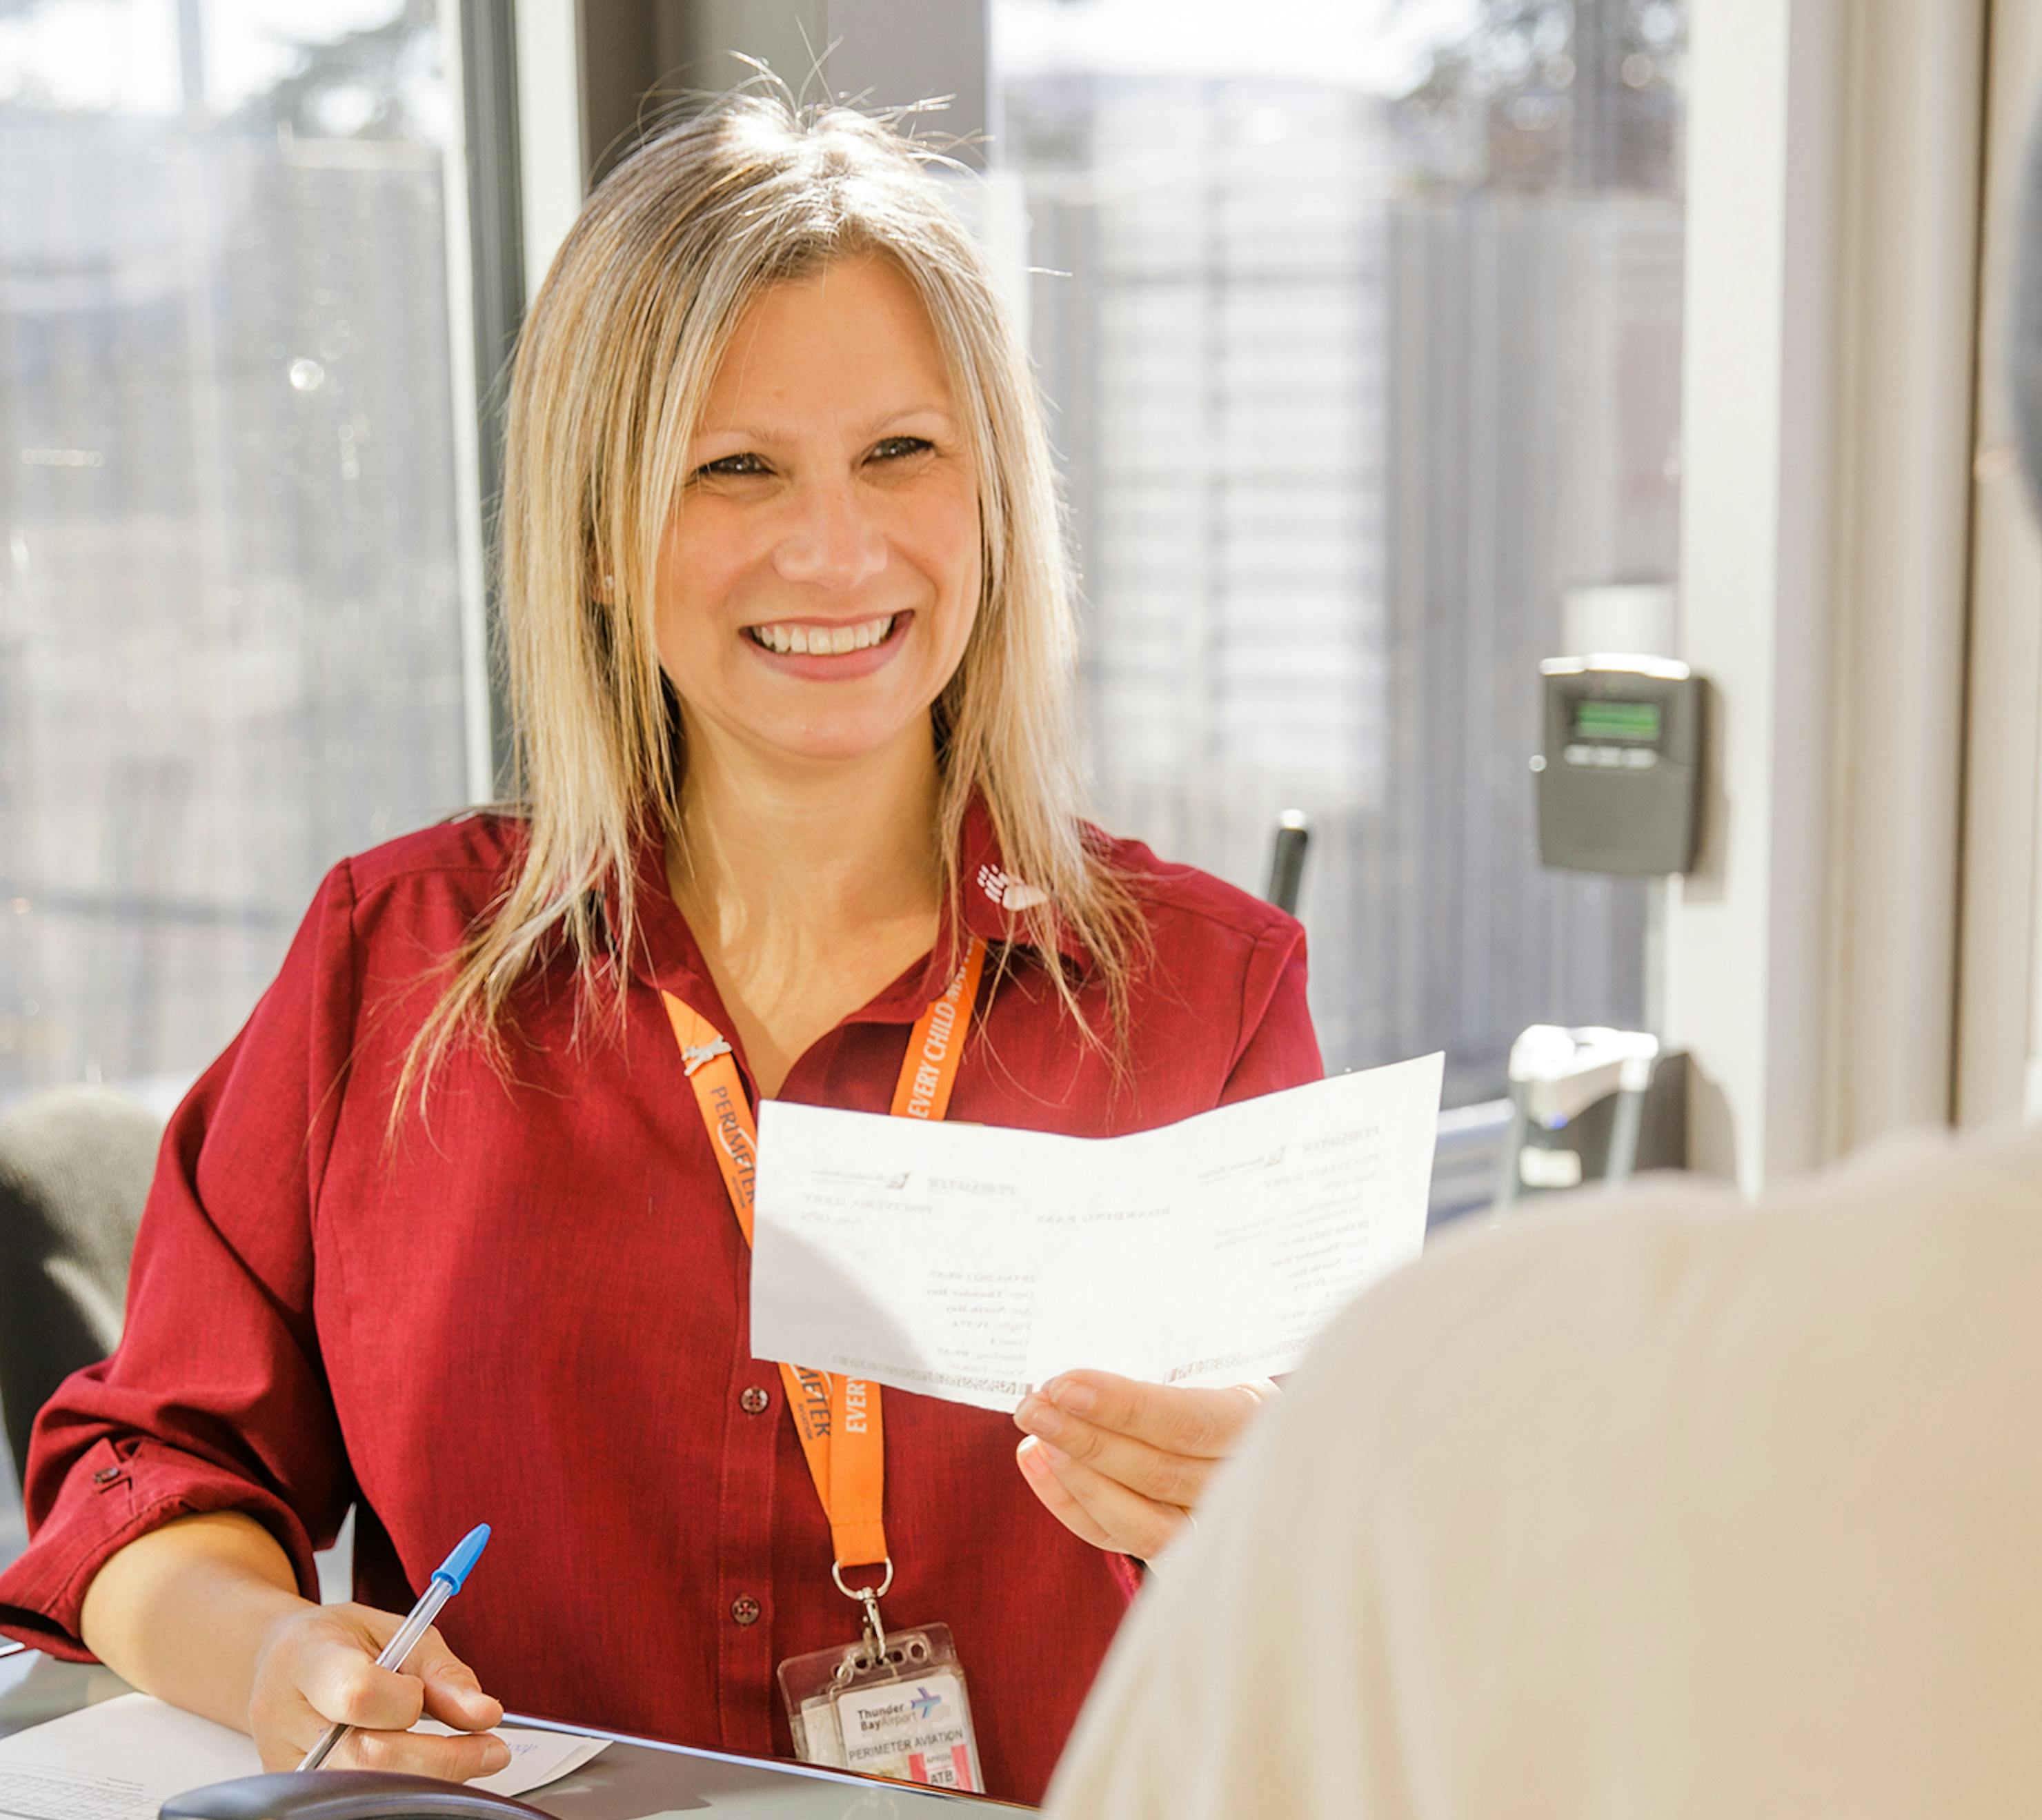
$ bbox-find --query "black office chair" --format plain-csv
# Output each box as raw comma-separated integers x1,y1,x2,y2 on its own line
0,1087,162,1488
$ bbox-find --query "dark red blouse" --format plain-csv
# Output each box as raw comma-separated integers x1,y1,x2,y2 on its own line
0,801,1320,1806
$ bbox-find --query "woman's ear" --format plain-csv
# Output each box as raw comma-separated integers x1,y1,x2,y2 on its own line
585,533,619,603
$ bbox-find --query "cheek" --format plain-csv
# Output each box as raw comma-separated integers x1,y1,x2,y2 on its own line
648,576,697,677
953,523,986,655
951,554,984,654
922,491,983,628
655,517,744,646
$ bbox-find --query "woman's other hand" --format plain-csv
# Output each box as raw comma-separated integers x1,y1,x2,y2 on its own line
248,1601,510,1779
1013,1371,1277,1559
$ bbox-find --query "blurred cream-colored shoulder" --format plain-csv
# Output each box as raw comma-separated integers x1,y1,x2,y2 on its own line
1044,1120,2042,1820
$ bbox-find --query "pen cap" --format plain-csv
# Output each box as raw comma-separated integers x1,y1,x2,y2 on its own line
431,1523,492,1594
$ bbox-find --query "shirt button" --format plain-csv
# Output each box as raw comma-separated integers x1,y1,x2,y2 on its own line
731,1596,762,1627
92,1467,121,1485
740,1386,771,1415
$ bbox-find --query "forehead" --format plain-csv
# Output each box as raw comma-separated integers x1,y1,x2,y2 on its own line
701,253,955,427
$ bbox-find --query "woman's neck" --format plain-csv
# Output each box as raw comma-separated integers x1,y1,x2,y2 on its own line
667,720,944,953
664,720,946,1095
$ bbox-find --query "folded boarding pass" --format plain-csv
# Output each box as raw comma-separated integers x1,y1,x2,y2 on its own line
751,1053,1444,1412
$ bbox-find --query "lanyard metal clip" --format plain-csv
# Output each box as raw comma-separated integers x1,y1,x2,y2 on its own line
855,1586,886,1658
832,1557,895,1657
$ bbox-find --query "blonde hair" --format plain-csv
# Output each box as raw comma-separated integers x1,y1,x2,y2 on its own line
396,85,1140,1118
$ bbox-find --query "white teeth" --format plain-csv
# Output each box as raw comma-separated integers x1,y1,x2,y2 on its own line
749,614,896,655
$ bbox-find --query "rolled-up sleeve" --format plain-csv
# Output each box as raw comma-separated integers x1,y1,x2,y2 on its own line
0,860,362,1658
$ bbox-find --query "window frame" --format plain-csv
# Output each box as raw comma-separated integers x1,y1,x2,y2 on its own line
1665,0,2023,1189
1956,0,2042,1131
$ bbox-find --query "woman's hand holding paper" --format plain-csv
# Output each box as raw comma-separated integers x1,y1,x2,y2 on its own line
1012,1371,1277,1559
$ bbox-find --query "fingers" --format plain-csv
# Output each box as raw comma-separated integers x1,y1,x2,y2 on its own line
1030,1371,1276,1459
333,1725,513,1782
1013,1393,1220,1507
253,1698,513,1783
403,1625,506,1734
257,1605,510,1783
1011,1375,1276,1553
295,1624,428,1736
1018,1435,1185,1559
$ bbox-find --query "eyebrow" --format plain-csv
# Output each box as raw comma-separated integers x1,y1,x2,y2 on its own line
692,405,959,445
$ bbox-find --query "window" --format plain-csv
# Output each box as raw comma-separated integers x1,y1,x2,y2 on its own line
990,0,1687,1108
0,0,486,1108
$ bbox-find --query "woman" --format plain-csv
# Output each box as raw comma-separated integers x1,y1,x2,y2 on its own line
0,92,1319,1806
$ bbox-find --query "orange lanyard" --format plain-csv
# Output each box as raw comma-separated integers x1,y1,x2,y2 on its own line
662,938,989,1576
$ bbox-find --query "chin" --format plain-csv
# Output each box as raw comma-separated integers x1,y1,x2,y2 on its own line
752,715,924,768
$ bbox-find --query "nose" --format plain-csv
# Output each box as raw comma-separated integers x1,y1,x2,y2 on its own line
772,476,887,592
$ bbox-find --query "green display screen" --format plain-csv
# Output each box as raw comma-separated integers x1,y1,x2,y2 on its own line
1573,698,1662,744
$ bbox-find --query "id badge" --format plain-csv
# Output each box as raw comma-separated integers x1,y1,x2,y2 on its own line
778,1622,983,1793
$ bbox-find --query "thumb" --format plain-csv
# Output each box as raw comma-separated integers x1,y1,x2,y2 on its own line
405,1625,504,1733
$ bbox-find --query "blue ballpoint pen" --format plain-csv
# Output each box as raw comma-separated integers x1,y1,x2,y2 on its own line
297,1523,493,1773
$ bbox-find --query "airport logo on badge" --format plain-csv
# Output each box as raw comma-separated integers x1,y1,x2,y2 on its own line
910,1686,943,1721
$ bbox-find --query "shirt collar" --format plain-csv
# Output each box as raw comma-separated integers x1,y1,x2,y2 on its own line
954,790,1091,969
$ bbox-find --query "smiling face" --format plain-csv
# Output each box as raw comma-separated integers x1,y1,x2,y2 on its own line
653,253,984,775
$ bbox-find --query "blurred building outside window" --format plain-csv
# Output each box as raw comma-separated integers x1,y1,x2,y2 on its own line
0,0,486,1118
989,0,1687,1149
0,0,488,1543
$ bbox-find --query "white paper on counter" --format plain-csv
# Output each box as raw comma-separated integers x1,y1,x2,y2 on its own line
0,1692,608,1820
752,1052,1444,1412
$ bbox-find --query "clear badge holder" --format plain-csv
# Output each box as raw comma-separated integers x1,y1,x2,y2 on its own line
778,1576,984,1794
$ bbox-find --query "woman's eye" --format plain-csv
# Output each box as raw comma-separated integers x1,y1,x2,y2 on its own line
869,437,933,463
697,453,768,479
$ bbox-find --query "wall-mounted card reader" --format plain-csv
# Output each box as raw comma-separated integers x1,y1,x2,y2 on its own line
1533,655,1704,876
